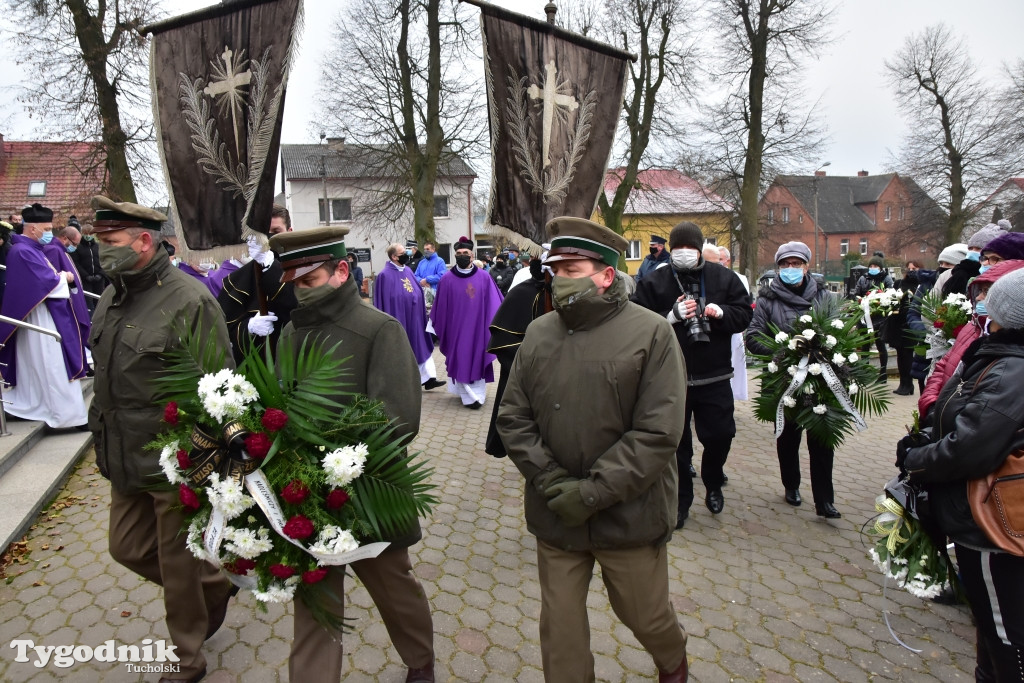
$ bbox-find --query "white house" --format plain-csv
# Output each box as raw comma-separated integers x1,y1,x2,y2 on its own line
279,139,477,276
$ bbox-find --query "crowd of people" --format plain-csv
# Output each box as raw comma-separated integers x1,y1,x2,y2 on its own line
1,196,1022,681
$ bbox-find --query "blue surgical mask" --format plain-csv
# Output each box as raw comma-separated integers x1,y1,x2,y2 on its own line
978,265,990,275
66,245,77,254
779,267,804,285
39,231,53,245
868,267,880,275
975,301,987,316
966,251,980,262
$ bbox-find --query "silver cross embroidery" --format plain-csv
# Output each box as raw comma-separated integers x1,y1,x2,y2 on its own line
527,61,578,168
203,47,252,159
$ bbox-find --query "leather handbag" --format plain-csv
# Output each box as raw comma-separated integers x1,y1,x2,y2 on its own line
968,447,1024,556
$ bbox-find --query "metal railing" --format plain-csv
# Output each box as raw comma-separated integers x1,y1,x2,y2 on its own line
0,315,65,437
0,264,102,300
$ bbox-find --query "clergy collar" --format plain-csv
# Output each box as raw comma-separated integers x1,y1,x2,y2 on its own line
452,264,477,278
388,261,406,271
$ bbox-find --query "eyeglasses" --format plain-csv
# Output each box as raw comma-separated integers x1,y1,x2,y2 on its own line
777,260,806,268
981,253,1003,265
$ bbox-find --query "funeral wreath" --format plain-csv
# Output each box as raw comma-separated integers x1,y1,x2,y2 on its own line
149,330,435,629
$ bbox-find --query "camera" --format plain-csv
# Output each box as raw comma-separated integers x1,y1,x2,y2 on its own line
681,293,710,344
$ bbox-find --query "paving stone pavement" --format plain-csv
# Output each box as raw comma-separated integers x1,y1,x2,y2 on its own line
0,350,977,682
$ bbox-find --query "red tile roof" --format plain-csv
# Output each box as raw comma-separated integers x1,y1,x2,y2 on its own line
604,168,732,215
0,135,107,224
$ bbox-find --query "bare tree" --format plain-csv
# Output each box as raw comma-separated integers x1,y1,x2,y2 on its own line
698,0,834,281
315,0,486,244
885,24,1019,246
5,0,162,202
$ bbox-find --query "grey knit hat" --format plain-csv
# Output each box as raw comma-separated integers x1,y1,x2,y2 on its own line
937,243,968,266
985,268,1024,330
775,241,811,264
669,221,704,250
967,223,1007,251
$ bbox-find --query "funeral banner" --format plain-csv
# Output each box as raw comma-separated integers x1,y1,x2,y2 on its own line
144,0,301,254
469,0,631,246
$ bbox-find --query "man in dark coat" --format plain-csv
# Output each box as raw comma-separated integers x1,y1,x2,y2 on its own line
633,221,753,525
271,226,435,683
60,222,109,313
489,253,515,295
634,233,669,282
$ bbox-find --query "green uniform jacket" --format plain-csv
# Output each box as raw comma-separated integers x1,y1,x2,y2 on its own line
497,277,687,552
89,254,231,495
279,276,423,548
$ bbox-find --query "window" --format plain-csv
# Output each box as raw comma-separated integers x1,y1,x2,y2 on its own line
900,206,906,221
704,237,717,246
27,181,46,197
840,239,849,256
318,198,351,222
859,238,868,256
884,205,892,222
767,209,774,224
626,240,642,260
799,214,804,224
433,195,449,218
782,206,790,223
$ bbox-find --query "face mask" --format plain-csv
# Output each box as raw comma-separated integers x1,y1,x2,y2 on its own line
294,282,336,307
99,241,141,275
978,265,990,275
868,267,880,275
975,301,987,316
671,248,700,270
966,251,980,262
649,246,659,256
171,258,181,267
778,267,804,285
551,275,598,310
83,234,95,242
39,232,53,245
66,245,77,254
397,253,409,266
455,254,472,268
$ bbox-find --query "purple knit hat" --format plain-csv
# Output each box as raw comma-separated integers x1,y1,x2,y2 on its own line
982,232,1024,261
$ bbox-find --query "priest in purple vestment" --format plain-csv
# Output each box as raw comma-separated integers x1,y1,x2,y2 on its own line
429,236,503,409
0,204,88,428
207,258,242,299
43,236,91,361
374,242,445,391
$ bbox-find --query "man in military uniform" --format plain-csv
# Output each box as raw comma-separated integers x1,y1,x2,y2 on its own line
498,218,689,682
86,197,235,683
269,226,435,683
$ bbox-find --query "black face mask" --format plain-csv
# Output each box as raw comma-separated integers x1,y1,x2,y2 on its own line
397,253,410,265
649,246,659,256
455,254,472,268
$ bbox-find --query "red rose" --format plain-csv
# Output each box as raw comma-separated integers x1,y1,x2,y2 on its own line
164,402,179,425
176,449,192,469
225,558,256,575
325,489,350,510
179,484,200,511
269,563,296,579
302,568,329,584
933,320,945,329
951,324,965,338
261,408,289,433
283,515,315,540
244,432,272,460
281,479,310,505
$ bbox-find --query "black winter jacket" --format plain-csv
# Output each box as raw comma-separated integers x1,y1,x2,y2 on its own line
904,329,1024,550
746,275,833,356
631,261,752,383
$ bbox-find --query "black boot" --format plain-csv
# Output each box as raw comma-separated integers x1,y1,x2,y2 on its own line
893,383,913,396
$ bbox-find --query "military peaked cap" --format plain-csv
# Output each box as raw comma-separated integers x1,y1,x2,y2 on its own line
270,226,349,283
87,196,167,233
545,217,626,267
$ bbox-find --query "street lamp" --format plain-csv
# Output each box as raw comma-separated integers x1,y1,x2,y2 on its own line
813,161,830,273
320,131,329,226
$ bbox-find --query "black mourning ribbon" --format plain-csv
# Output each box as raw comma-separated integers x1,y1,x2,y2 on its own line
185,421,260,487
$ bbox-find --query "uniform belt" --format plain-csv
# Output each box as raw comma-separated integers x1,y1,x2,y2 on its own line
687,372,733,387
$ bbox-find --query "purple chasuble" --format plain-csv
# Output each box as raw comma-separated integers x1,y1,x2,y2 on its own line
207,259,241,299
373,261,433,364
178,262,218,296
0,234,87,385
43,242,92,354
429,265,503,383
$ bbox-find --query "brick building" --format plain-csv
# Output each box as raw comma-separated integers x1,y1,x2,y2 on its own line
0,134,107,225
758,171,945,278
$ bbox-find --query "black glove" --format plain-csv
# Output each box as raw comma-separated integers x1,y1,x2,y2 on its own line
896,432,930,471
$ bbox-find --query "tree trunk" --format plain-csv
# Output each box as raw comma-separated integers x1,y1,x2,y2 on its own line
736,4,768,284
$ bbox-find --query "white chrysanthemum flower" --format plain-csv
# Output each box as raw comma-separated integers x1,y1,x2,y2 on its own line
849,383,858,395
206,474,255,521
802,329,816,340
198,369,259,422
803,383,815,394
186,516,214,562
848,352,859,363
767,361,778,373
787,365,797,376
782,396,797,408
253,578,299,604
158,441,184,484
788,339,798,350
309,524,359,557
830,319,845,329
323,444,368,487
223,526,273,560
824,335,837,349
775,331,790,343
832,353,845,366
812,404,827,415
807,363,822,376
799,314,812,323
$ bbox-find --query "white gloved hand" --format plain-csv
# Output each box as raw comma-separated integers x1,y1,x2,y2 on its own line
665,301,690,325
247,312,278,337
247,237,264,260
704,303,724,319
255,249,274,269
247,238,274,269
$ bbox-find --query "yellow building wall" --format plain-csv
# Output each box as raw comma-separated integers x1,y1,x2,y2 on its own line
591,211,733,275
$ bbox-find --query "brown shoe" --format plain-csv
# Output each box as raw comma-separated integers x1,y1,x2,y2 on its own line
159,665,206,683
405,659,435,683
658,654,688,683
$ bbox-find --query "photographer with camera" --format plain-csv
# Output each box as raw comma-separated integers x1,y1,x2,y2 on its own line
633,221,753,527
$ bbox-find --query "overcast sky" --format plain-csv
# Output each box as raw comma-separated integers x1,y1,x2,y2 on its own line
2,0,1023,200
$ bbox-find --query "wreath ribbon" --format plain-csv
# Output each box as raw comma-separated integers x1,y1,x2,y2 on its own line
775,356,809,438
775,352,868,439
874,495,912,555
185,421,260,488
